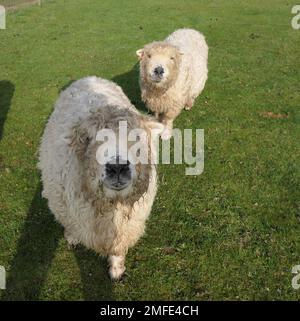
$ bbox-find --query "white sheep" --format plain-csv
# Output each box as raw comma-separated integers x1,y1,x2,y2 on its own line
38,76,163,280
136,28,208,139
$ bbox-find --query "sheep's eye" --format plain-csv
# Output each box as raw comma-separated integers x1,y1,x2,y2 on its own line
170,56,175,60
147,54,151,58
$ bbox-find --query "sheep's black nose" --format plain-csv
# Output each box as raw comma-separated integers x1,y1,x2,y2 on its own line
105,161,130,178
154,66,164,76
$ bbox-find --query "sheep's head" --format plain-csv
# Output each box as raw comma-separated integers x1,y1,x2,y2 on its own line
136,42,182,89
70,106,163,201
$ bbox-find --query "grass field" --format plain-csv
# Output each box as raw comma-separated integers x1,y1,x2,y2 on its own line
0,0,299,300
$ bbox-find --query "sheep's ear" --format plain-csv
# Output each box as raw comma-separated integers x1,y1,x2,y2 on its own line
136,48,145,60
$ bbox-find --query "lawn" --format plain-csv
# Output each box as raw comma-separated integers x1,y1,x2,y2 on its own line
0,0,299,300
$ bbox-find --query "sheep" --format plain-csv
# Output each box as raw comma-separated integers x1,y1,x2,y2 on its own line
136,28,208,140
38,76,163,280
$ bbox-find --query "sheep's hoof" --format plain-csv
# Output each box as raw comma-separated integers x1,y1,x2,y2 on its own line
109,266,126,281
161,128,172,140
108,255,126,281
64,232,80,249
185,98,194,110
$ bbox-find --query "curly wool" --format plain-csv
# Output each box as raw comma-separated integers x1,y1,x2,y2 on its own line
38,76,158,257
139,28,209,120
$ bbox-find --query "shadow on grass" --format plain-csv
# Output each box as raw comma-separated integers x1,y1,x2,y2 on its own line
0,80,14,141
112,63,148,114
1,184,113,300
73,247,113,301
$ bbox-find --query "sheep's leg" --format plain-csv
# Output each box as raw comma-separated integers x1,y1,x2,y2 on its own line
64,229,80,249
161,116,173,140
108,255,126,281
184,96,195,110
155,112,164,123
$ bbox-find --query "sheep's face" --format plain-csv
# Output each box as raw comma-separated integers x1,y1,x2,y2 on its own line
137,42,182,89
71,107,163,200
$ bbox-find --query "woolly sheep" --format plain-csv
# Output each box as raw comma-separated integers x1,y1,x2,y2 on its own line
136,28,208,139
38,76,163,280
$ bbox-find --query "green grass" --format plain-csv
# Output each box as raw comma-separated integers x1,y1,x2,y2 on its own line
0,0,300,300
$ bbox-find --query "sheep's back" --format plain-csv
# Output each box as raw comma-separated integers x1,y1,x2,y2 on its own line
166,29,208,98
